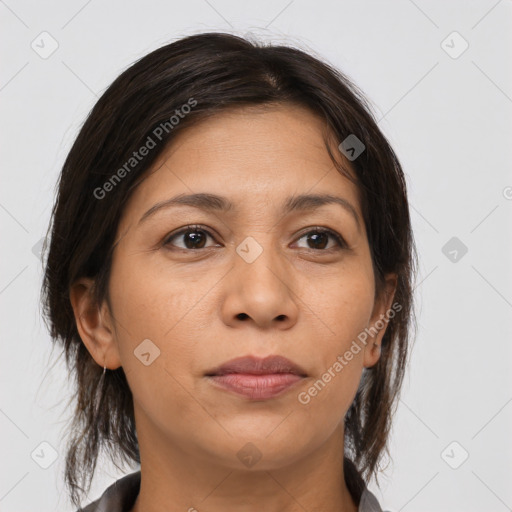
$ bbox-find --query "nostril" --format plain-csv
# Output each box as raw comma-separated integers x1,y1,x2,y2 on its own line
236,313,249,320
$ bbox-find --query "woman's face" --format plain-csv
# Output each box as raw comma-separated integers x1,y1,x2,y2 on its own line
76,105,396,470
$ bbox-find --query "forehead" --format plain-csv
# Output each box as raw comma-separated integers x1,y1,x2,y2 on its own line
119,104,361,224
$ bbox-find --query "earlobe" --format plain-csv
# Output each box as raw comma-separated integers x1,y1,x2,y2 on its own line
363,273,398,368
69,278,122,370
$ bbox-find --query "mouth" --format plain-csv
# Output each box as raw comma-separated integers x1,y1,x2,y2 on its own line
204,354,308,378
204,355,308,400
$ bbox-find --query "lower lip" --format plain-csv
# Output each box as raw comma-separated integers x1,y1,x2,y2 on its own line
207,373,304,400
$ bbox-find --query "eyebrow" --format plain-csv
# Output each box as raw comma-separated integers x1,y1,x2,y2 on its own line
138,192,361,231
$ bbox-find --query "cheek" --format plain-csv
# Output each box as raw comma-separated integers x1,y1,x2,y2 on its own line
109,247,203,337
107,247,228,401
312,265,375,343
293,263,374,417
108,259,204,425
107,250,199,379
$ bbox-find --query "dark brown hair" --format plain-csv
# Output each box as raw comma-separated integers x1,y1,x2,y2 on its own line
40,31,417,509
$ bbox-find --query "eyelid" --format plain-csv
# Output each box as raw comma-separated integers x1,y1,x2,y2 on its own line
162,224,218,248
293,226,347,250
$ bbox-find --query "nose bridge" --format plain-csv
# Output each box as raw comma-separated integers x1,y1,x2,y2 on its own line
235,230,284,289
221,229,298,328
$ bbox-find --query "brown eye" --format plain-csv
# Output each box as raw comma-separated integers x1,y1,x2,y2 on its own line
163,225,217,250
295,228,346,251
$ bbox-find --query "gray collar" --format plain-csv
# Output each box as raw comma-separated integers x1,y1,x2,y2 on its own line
78,470,384,512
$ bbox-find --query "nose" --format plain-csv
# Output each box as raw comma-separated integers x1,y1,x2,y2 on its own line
220,241,299,330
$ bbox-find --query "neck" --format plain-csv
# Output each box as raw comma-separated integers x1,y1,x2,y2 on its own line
129,414,358,512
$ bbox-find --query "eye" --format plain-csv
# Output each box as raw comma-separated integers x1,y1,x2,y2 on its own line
294,227,347,251
162,225,347,252
163,225,218,250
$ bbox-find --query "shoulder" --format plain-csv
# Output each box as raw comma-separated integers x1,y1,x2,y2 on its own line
75,469,386,512
76,470,141,512
344,458,388,512
359,486,388,512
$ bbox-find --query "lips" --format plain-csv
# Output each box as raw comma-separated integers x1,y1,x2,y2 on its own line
204,355,308,400
204,355,308,377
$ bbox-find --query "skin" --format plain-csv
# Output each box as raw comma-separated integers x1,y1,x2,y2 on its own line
70,104,397,512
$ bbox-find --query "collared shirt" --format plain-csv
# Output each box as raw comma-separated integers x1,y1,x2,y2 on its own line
78,470,385,512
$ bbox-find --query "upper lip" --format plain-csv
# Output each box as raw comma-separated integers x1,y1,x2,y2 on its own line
205,355,308,377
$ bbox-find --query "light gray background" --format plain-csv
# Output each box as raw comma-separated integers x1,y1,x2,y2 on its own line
1,1,511,511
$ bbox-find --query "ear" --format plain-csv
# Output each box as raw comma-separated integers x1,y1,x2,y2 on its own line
69,277,122,370
363,273,398,369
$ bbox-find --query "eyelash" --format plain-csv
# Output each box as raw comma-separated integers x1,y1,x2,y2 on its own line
162,224,347,252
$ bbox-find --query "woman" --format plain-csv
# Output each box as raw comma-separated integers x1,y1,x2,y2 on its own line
41,31,417,512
